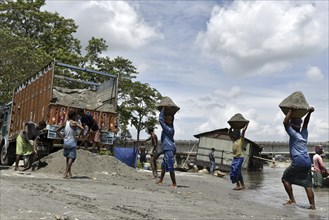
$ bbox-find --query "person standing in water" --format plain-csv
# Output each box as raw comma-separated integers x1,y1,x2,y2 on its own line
282,108,315,209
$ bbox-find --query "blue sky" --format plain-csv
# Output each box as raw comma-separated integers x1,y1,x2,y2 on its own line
43,0,328,142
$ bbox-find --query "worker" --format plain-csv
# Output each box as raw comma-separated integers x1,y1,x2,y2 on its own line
139,143,148,168
77,109,101,154
156,107,177,188
229,123,248,190
56,110,84,179
209,148,215,175
282,108,315,209
312,145,328,188
144,127,160,178
14,121,46,171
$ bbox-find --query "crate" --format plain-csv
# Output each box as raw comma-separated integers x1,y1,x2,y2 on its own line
100,131,114,145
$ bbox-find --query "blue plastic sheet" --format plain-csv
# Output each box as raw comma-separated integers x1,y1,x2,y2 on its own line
113,147,138,168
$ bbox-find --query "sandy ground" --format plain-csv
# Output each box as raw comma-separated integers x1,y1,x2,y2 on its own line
0,150,326,220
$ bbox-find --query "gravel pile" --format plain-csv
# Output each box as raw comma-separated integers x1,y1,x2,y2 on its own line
227,113,249,129
279,91,309,118
156,96,180,116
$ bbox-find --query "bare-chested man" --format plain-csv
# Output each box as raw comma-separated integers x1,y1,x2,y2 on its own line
144,127,159,178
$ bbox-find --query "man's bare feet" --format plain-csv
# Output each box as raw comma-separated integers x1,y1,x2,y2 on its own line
156,180,163,186
283,200,296,206
233,187,242,190
170,184,177,189
308,205,316,210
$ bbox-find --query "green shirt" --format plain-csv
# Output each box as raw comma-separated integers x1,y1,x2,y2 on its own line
16,134,33,156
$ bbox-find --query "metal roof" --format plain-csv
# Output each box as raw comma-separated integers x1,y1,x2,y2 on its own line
194,128,263,150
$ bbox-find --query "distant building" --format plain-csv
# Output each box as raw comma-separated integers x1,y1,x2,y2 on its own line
193,128,264,172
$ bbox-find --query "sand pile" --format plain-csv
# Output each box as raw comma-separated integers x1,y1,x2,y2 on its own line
227,113,249,129
35,149,147,181
279,91,309,118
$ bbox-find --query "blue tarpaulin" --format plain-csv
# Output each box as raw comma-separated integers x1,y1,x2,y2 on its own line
113,147,138,168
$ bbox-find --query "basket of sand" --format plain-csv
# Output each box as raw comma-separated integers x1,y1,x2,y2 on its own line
279,91,309,118
156,96,180,116
227,113,249,129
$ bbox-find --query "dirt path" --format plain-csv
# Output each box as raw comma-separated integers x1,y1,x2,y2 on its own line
1,165,321,220
1,150,325,219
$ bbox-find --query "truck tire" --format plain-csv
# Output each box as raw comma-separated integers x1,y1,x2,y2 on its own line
0,143,15,166
1,144,9,165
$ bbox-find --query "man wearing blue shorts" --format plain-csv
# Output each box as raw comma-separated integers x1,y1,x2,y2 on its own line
56,110,84,179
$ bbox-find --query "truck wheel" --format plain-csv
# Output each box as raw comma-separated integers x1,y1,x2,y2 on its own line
0,145,9,165
1,143,15,166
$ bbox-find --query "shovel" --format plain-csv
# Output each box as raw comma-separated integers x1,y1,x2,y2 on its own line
32,152,47,170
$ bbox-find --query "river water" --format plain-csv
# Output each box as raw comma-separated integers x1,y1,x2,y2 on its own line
241,164,329,219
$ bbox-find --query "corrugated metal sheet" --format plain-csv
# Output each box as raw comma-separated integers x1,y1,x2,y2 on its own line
194,129,262,171
196,136,250,169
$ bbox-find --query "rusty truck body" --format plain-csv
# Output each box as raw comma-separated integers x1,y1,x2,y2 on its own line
0,61,118,165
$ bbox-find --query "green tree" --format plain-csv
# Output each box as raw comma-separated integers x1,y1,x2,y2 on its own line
0,0,82,65
0,28,51,103
120,81,162,140
0,0,83,102
88,52,161,140
0,0,162,139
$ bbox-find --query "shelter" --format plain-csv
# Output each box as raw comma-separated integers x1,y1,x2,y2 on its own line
194,128,263,172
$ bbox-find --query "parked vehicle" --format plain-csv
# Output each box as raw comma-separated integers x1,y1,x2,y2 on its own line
0,61,118,165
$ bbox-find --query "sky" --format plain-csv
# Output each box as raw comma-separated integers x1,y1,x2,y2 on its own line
43,0,329,142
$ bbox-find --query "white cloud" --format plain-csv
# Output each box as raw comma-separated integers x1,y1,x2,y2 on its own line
306,66,324,81
43,1,328,142
213,86,241,99
195,1,328,77
43,1,161,50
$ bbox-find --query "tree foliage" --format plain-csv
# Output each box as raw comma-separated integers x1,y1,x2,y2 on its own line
0,28,51,102
120,81,162,140
0,0,82,65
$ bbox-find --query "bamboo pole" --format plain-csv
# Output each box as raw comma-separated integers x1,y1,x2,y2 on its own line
253,155,286,163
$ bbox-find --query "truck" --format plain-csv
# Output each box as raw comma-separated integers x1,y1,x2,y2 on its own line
0,61,119,165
